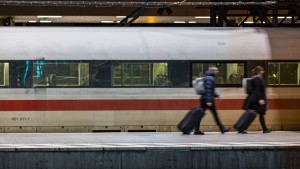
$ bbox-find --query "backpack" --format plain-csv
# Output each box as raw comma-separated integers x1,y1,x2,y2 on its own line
193,77,205,95
242,78,253,94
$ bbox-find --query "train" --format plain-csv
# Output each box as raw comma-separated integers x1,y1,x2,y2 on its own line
0,27,299,133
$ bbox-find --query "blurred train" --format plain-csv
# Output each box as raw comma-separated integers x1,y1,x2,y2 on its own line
0,27,299,133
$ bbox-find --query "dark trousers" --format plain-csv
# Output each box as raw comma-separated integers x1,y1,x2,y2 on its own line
194,98,224,131
259,114,268,131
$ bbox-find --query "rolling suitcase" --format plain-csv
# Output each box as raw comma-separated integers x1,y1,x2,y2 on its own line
234,110,257,132
177,107,205,134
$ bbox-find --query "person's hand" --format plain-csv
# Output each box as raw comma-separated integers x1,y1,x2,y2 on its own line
259,100,265,105
207,102,212,107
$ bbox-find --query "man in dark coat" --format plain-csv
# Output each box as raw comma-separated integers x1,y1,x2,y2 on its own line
194,67,230,135
242,66,271,134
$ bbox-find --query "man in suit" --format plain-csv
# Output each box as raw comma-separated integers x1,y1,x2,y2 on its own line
194,67,230,135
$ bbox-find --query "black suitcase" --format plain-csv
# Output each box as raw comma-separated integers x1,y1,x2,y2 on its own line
234,110,257,132
177,107,205,133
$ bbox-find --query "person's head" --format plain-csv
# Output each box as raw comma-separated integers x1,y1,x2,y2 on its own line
208,66,219,75
252,66,265,76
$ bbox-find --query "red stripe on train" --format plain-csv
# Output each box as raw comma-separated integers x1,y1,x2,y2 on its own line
0,99,299,111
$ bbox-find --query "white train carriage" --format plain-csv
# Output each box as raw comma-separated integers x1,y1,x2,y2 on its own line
0,27,299,133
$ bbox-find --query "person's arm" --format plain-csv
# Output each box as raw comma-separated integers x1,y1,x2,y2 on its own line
254,77,265,105
205,76,215,106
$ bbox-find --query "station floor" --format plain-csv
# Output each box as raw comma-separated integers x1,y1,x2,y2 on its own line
0,131,299,150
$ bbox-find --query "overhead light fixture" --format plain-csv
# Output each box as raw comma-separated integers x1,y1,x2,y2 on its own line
40,20,52,23
275,16,292,19
28,21,37,23
37,16,62,18
188,21,196,23
195,16,219,19
174,21,185,23
101,21,114,23
244,21,266,24
195,16,210,19
146,16,157,23
116,16,126,19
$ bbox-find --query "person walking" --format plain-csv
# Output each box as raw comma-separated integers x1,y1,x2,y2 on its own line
242,66,272,134
194,67,230,135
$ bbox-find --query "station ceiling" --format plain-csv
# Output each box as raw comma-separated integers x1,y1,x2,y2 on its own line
0,0,299,26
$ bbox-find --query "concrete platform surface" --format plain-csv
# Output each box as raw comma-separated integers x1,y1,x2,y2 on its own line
0,131,299,151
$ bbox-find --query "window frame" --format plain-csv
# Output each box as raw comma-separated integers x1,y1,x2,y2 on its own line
0,61,10,88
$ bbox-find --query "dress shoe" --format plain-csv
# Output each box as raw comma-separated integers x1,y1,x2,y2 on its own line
221,128,230,134
182,131,190,135
263,129,272,133
194,131,205,135
238,131,247,134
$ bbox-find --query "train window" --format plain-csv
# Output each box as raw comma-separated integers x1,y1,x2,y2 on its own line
90,61,111,88
0,62,9,87
32,61,89,87
268,62,299,86
192,63,244,85
10,61,33,88
169,61,189,87
112,62,169,87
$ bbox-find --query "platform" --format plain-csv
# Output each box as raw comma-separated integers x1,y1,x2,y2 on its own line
0,131,300,169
